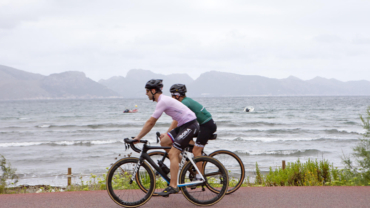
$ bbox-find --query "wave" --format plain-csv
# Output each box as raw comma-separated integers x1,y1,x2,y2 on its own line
343,121,359,125
1,136,355,148
0,126,24,129
35,122,171,129
233,137,244,141
324,129,360,135
1,129,123,135
218,128,362,136
314,138,358,142
235,149,326,157
0,131,35,135
0,142,44,147
47,140,122,146
216,121,284,127
0,140,124,148
0,117,29,121
228,137,358,143
29,124,363,136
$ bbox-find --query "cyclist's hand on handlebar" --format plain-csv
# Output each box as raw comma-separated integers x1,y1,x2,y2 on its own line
132,137,140,144
160,133,165,140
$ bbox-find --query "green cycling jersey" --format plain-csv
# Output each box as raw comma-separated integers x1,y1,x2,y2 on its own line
181,97,212,125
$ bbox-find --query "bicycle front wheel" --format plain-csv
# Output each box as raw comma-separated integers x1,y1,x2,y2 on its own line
179,156,228,206
106,157,155,208
208,150,245,194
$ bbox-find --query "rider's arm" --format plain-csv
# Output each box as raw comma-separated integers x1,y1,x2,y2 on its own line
134,117,158,140
167,120,178,133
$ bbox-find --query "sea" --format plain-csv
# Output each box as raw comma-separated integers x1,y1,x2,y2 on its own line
0,96,369,187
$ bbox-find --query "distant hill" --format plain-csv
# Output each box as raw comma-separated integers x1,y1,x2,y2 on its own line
100,70,370,98
98,69,194,98
0,65,49,100
1,64,370,100
187,71,370,97
188,71,283,96
0,65,119,100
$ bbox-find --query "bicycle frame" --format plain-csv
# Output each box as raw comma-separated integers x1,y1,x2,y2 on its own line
130,142,205,187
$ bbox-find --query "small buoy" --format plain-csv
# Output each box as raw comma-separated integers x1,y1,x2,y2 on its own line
135,105,138,108
244,106,254,112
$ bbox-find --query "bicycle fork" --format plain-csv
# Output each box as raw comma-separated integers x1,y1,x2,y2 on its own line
130,151,144,184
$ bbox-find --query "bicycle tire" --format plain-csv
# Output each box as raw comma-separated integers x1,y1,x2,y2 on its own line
146,150,245,195
137,151,170,196
207,150,245,194
106,157,155,207
179,156,228,206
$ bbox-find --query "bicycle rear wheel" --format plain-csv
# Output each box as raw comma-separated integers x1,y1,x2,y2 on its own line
179,156,228,206
106,158,155,207
137,151,170,196
208,150,245,194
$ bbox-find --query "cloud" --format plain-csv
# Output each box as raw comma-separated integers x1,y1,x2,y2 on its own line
313,35,343,43
0,0,370,82
352,37,370,45
0,0,48,29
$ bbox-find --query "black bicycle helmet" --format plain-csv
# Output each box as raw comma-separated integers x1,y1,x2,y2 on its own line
170,84,187,96
145,79,163,92
145,79,163,101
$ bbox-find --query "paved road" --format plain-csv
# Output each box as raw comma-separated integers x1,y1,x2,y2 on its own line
1,187,370,208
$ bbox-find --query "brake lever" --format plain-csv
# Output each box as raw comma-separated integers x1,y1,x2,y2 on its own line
156,132,160,143
124,138,132,150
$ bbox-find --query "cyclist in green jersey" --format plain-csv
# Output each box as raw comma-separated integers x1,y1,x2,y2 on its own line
160,84,217,181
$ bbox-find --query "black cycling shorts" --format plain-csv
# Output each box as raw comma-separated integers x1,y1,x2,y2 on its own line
168,119,198,151
195,119,217,147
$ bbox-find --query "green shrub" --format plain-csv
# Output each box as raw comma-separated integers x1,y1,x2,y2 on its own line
66,172,107,192
340,106,370,186
255,162,263,185
263,159,331,186
0,154,19,194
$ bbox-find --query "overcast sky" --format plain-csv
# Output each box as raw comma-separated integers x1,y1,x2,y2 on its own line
1,0,370,82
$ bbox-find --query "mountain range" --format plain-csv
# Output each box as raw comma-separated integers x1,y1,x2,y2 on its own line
1,64,369,100
98,69,193,98
0,65,118,100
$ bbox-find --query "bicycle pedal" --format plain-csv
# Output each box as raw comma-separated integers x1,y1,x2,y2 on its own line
162,195,170,198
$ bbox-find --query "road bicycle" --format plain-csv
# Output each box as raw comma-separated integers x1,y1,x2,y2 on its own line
142,132,245,195
106,138,229,207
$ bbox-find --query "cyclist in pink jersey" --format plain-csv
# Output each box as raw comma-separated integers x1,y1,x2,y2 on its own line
133,79,198,197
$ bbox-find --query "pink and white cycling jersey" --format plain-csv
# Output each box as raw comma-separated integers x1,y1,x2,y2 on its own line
152,94,196,126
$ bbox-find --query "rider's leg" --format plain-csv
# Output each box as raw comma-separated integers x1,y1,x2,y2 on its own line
164,120,197,188
158,146,182,196
168,147,182,188
193,119,217,178
160,134,173,153
193,145,203,157
193,145,205,177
